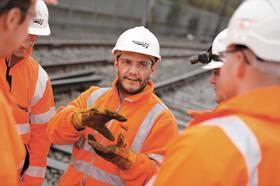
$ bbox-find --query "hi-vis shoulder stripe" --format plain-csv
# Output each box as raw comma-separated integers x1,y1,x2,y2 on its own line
25,165,46,178
31,65,49,107
16,123,30,135
87,88,111,108
71,158,125,186
30,106,55,124
147,153,164,164
131,103,166,152
202,115,261,186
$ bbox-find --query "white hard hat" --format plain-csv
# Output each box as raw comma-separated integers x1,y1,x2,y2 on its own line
202,28,228,70
28,0,50,36
112,26,161,60
225,0,280,62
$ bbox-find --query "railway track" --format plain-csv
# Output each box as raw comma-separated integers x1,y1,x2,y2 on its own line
42,52,198,75
34,39,208,74
35,39,209,51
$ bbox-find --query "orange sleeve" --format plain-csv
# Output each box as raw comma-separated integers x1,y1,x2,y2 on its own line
0,91,25,186
47,86,99,144
154,125,249,186
22,80,55,185
120,110,178,185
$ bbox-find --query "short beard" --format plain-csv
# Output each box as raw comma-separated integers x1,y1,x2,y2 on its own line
117,78,149,95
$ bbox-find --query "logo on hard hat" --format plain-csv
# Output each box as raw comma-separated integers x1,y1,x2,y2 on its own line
132,40,150,48
237,18,256,30
34,19,44,25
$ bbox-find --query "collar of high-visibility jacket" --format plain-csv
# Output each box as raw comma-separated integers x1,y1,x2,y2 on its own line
5,55,31,68
112,78,154,102
216,86,280,119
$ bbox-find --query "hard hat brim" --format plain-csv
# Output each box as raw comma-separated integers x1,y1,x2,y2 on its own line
112,48,161,60
28,24,51,36
202,61,223,70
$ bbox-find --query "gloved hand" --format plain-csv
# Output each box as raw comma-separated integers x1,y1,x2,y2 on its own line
88,133,137,170
72,107,127,141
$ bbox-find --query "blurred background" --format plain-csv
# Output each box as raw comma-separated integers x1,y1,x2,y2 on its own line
39,0,242,185
44,0,242,41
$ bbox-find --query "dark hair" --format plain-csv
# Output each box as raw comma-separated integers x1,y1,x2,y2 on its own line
0,0,32,23
234,44,248,50
234,44,264,62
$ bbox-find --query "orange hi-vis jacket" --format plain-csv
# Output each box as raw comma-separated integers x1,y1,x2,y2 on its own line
0,74,25,186
47,80,178,186
0,57,55,185
154,86,280,186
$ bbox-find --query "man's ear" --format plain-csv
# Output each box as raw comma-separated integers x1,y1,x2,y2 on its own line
235,51,247,78
150,61,159,76
113,56,119,70
4,8,22,31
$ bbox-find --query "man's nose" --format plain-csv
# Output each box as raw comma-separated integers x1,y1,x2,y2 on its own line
127,63,139,73
209,73,216,84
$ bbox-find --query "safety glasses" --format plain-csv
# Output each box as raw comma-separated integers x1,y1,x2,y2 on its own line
118,57,153,71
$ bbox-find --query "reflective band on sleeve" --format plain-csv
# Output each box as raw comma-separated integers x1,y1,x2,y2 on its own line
131,103,166,152
30,106,55,124
71,158,125,186
16,123,30,135
83,139,97,152
145,175,156,186
87,88,111,108
147,153,164,164
203,115,261,186
24,165,46,178
31,66,49,107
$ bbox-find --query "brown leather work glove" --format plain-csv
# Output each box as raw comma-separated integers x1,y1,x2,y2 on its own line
72,107,127,141
88,133,137,170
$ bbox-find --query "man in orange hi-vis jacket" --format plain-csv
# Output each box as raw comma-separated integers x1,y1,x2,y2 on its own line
0,0,36,185
0,0,55,185
47,26,178,186
187,29,228,121
154,0,280,185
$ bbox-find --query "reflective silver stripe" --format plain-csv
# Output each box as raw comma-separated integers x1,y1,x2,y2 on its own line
203,115,261,186
16,123,30,135
132,103,166,152
25,165,46,178
147,153,164,164
81,137,95,152
145,175,156,186
71,159,125,186
31,66,49,107
30,106,55,124
87,88,111,108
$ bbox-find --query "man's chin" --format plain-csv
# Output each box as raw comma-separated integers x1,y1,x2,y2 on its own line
123,84,145,94
12,53,24,58
123,87,140,94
